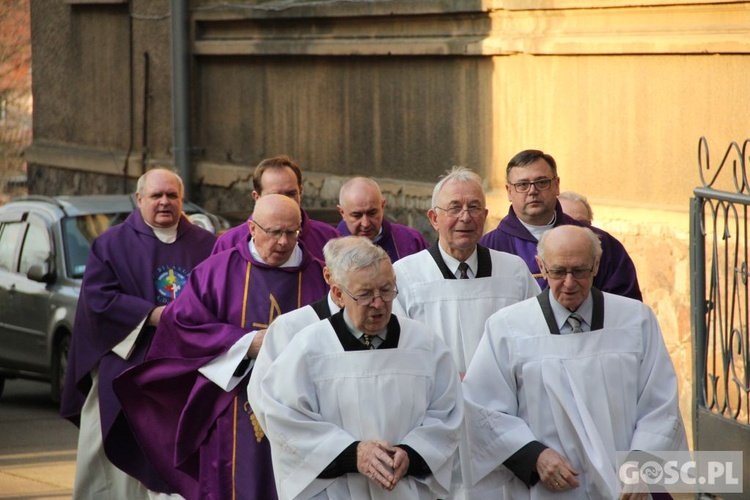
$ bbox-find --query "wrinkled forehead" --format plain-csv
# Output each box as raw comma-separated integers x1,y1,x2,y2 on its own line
346,260,395,289
344,196,383,213
144,176,182,196
437,179,485,205
256,209,301,229
543,242,595,268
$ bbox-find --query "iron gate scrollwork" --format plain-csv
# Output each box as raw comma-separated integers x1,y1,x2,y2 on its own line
691,136,750,499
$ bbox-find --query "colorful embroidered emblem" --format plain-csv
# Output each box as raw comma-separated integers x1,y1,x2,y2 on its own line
154,265,190,304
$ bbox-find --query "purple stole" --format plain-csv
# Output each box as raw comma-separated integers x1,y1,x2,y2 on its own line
114,243,327,499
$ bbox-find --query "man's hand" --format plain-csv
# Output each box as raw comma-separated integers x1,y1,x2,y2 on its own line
536,448,580,492
356,440,396,490
388,446,410,490
147,306,166,326
246,329,267,359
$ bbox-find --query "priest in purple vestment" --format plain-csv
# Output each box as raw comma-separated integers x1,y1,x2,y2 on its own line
212,154,339,260
480,149,642,301
336,176,429,262
114,194,328,500
60,168,217,498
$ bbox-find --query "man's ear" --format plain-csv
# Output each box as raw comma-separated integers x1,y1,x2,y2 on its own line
330,283,345,306
323,266,333,285
535,255,546,276
252,191,261,201
427,208,439,232
248,221,257,239
592,257,601,276
337,205,345,218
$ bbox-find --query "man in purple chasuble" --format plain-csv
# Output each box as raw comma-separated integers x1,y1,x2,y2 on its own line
212,154,339,260
480,149,642,301
114,194,328,500
60,168,216,498
336,176,430,262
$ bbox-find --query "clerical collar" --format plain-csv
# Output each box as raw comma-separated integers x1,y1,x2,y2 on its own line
144,220,179,244
371,225,384,244
248,239,303,267
519,211,557,242
342,308,386,347
438,244,478,279
549,292,593,334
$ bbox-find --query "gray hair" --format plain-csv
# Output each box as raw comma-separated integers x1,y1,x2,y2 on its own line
339,177,382,207
537,226,602,263
324,236,391,288
559,191,593,222
431,166,485,208
136,168,184,197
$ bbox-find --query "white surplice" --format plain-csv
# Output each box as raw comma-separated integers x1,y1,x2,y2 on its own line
462,292,688,500
392,247,539,498
392,248,539,373
247,295,339,432
260,314,464,500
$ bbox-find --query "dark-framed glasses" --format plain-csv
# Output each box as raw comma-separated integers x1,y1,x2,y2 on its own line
509,177,557,193
252,220,300,239
540,260,595,280
434,205,484,218
341,284,399,306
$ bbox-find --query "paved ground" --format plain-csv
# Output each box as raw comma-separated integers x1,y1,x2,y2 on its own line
0,379,76,499
0,379,703,500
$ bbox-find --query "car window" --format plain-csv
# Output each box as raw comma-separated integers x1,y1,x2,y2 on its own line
62,213,129,279
19,223,51,275
0,221,25,272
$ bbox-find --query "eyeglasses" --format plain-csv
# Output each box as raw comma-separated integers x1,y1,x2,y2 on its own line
340,284,399,306
252,220,300,239
509,177,557,193
540,260,595,280
434,205,485,218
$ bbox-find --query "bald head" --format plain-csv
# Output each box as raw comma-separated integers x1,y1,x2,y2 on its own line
338,177,386,240
250,194,302,267
253,193,300,224
536,225,602,311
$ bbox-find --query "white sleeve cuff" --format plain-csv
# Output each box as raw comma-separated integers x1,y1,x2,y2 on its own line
199,331,258,391
111,315,148,360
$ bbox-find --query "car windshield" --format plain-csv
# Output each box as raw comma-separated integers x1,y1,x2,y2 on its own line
61,213,129,279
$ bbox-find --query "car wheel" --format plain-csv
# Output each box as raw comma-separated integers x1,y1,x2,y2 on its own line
51,332,71,404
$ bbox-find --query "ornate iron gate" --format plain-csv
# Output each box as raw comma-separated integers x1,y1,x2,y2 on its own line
691,137,750,498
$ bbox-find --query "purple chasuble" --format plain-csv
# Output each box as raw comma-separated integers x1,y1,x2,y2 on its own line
336,217,430,262
480,202,642,301
114,241,327,500
212,208,339,261
60,210,216,491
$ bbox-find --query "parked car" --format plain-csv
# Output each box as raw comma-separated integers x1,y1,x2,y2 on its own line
0,194,223,403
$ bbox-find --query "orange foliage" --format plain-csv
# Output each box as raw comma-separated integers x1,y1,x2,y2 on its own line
0,0,31,94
